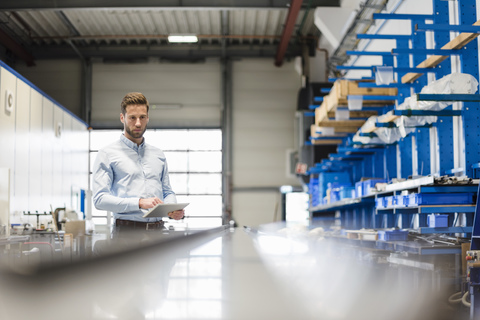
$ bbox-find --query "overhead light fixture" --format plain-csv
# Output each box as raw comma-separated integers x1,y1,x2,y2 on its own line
150,103,183,110
167,34,198,43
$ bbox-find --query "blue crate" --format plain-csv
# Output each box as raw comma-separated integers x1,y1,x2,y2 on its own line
394,195,406,207
405,193,475,207
385,196,396,208
309,178,320,207
378,229,409,241
427,214,449,228
340,186,356,199
330,188,341,203
355,181,363,198
375,197,387,209
362,178,387,196
319,172,351,203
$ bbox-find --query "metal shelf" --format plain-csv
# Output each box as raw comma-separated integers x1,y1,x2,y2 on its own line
309,195,375,213
409,226,472,234
377,205,476,214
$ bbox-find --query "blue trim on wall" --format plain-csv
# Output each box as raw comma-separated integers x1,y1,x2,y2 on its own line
0,59,88,127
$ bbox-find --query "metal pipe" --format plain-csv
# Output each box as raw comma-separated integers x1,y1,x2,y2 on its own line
31,34,318,41
274,0,304,67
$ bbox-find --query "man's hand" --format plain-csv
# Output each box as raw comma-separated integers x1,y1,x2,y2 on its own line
139,197,163,209
168,210,185,220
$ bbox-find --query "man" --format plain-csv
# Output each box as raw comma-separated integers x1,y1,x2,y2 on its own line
92,92,184,232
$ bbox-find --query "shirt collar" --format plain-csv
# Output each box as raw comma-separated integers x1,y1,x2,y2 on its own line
120,133,145,151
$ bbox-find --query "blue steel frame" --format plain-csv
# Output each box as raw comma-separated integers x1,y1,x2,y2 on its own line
311,1,480,263
458,0,480,179
411,14,430,177
433,0,454,175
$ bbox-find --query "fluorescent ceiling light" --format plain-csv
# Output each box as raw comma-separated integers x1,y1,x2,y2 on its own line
168,34,198,43
151,103,182,110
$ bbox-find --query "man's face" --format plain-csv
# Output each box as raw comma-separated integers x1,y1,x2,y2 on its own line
120,104,149,142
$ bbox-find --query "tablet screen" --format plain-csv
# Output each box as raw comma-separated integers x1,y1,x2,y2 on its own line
142,203,189,218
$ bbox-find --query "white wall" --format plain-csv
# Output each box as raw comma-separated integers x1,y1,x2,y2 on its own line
232,59,301,227
91,59,222,128
10,57,308,228
0,63,89,228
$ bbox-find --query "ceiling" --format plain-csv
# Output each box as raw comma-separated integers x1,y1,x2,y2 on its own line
0,0,340,67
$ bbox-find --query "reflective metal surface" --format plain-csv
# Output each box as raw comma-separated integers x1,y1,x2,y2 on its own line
0,223,463,320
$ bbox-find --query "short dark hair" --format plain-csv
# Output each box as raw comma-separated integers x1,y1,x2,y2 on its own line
121,92,149,114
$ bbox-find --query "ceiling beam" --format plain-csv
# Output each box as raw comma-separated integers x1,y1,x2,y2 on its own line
27,44,304,60
275,0,303,67
0,0,339,10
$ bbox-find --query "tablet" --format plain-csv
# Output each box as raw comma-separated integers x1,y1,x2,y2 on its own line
142,202,189,218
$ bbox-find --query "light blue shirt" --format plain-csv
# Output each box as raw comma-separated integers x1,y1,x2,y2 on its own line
92,134,177,222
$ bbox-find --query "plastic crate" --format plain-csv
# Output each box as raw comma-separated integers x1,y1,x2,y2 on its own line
340,186,356,200
355,181,363,198
378,229,409,241
362,178,387,196
375,197,387,209
394,195,406,207
385,196,396,208
427,214,448,228
405,193,475,207
330,188,341,203
309,178,320,207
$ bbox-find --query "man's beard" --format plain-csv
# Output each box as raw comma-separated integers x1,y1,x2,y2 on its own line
125,126,146,139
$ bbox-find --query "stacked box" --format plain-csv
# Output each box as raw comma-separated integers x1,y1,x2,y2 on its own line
309,178,320,207
375,197,387,209
385,196,396,208
362,178,387,196
405,193,475,206
427,214,449,228
355,181,363,198
340,186,356,199
394,195,406,207
378,229,409,241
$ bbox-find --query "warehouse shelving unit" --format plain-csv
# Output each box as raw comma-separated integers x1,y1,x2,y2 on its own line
303,1,480,317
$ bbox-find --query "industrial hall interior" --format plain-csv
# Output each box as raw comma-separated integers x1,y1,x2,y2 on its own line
2,0,480,319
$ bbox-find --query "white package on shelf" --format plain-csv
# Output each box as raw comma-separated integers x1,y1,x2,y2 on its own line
375,127,405,144
397,72,478,111
359,116,377,133
394,115,436,138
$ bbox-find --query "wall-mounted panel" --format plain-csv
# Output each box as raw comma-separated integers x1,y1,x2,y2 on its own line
1,61,89,220
62,113,73,208
13,79,30,213
41,98,54,211
52,107,64,208
29,89,43,212
0,68,17,199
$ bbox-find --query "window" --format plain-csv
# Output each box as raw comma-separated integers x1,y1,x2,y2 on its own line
89,129,223,229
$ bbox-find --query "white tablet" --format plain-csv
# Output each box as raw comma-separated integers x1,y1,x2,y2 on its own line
142,202,189,218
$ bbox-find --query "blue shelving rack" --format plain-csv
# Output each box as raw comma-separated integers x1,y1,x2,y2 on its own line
308,0,480,245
